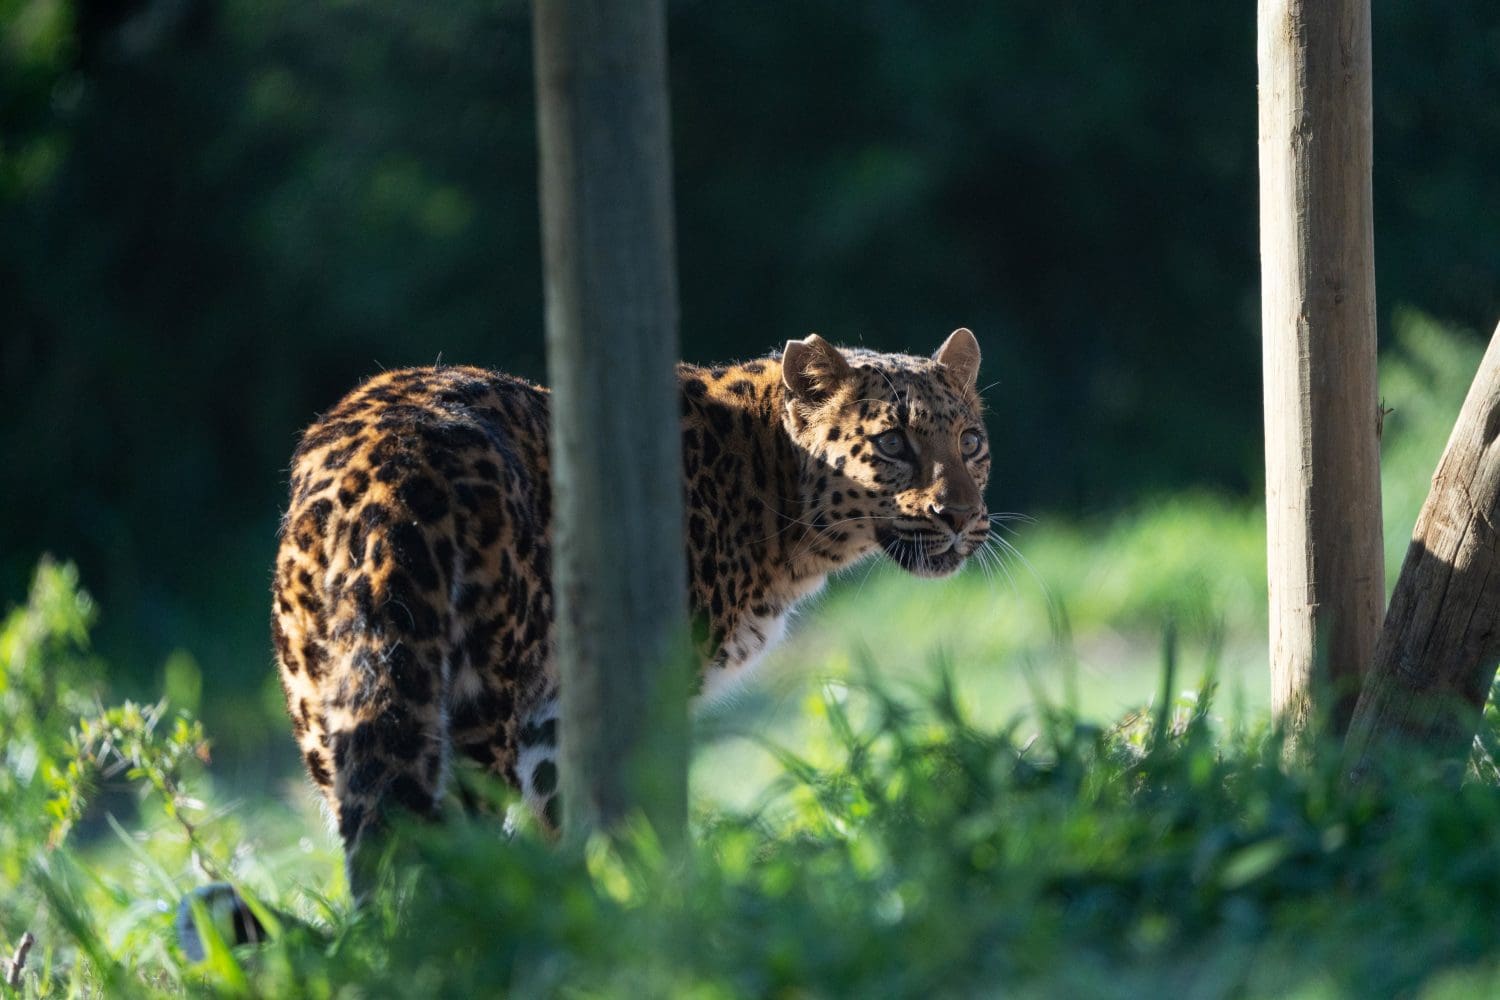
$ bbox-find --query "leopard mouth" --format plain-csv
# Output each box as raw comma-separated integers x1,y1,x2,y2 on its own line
877,528,970,578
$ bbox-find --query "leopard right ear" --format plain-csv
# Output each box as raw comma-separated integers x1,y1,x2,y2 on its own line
782,334,852,404
934,327,981,390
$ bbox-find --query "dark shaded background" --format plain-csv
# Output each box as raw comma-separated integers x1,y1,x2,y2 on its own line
3,0,1498,764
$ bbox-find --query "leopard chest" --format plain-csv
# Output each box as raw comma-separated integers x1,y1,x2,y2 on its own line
698,573,828,703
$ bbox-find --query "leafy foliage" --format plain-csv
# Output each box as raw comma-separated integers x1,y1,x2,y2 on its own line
47,702,210,855
1,559,98,926
6,564,1500,997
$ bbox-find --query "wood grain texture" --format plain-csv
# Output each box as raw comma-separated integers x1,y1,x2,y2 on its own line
1344,323,1500,782
533,0,690,837
1257,0,1383,742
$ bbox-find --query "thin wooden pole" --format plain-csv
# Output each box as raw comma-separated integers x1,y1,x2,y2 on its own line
1257,0,1383,743
533,0,689,838
1344,323,1500,783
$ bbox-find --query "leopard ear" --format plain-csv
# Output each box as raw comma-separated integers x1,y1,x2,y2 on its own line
934,327,980,389
782,334,853,403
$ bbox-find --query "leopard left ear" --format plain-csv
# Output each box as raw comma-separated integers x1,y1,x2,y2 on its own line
934,328,980,389
782,333,853,404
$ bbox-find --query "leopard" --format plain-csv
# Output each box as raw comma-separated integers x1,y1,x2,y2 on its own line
270,328,990,893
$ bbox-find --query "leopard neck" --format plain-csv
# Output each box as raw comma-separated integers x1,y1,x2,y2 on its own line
678,357,879,599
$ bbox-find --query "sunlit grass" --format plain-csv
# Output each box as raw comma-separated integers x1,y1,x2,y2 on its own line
694,491,1269,811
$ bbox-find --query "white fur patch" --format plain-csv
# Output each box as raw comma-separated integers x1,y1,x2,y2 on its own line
516,699,560,818
698,573,827,705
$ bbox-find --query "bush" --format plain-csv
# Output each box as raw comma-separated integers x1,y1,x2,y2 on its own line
8,561,1500,997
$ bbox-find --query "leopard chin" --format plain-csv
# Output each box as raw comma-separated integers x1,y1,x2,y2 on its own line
877,529,970,578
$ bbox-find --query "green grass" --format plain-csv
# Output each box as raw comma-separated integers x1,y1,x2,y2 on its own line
9,565,1500,998
2,312,1495,997
693,493,1270,813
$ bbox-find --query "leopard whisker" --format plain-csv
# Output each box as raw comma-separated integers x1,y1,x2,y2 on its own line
851,551,883,601
989,532,1051,602
755,497,902,534
975,539,1017,593
964,538,997,587
781,512,891,565
871,365,902,404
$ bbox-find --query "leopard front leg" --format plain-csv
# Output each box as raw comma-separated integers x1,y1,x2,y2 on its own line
447,683,561,839
515,692,562,834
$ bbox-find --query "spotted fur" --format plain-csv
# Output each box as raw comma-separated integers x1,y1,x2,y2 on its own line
272,329,990,890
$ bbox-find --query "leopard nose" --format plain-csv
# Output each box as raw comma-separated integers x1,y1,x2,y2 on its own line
929,502,973,533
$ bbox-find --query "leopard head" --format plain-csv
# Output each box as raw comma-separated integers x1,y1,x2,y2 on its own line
780,329,990,578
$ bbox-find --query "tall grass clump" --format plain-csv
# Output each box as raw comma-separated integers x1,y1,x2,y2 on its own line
8,559,1500,997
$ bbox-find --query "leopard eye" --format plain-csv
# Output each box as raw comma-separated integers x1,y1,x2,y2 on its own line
872,429,910,460
960,429,983,457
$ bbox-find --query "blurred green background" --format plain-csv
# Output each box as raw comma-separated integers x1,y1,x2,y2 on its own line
2,0,1498,780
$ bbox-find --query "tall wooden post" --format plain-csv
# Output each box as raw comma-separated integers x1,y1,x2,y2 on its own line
1258,0,1383,742
533,0,689,837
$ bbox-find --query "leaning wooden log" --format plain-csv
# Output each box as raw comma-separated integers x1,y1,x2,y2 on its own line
1343,321,1500,784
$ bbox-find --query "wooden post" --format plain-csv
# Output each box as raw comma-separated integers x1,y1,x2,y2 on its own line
533,0,690,837
1257,0,1384,742
1344,323,1500,782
